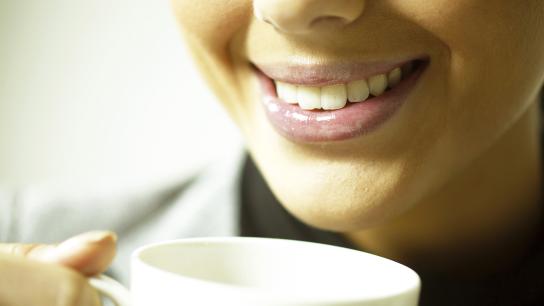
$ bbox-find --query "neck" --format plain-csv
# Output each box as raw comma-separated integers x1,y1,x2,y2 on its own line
345,100,543,279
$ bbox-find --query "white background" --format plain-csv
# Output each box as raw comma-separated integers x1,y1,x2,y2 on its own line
0,0,241,192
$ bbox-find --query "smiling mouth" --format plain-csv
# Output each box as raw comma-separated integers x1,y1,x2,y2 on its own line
253,57,429,142
255,58,426,110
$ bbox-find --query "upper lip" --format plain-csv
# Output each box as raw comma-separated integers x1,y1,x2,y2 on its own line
252,55,428,87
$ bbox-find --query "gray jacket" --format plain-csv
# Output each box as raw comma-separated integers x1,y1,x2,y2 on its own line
0,146,246,285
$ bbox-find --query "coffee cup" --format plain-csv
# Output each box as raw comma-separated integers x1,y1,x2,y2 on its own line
90,237,420,306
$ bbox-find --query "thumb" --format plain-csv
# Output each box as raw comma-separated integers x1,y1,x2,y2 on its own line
0,231,117,276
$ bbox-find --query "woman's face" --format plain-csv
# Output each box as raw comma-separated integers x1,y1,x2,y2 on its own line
172,1,544,231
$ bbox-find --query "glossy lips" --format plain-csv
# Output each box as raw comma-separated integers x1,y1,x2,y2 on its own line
255,59,428,142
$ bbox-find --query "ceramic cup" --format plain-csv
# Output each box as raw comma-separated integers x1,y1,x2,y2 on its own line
89,237,421,306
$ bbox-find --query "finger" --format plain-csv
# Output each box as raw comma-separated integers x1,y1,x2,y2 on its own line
0,242,55,258
51,231,118,276
0,231,117,276
0,253,102,306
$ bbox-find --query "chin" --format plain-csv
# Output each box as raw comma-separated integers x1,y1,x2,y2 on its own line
256,155,423,232
278,186,410,232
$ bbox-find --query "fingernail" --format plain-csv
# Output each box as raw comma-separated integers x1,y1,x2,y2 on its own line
52,231,116,256
68,231,117,244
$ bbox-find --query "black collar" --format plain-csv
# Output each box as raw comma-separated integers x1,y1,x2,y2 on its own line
239,95,544,306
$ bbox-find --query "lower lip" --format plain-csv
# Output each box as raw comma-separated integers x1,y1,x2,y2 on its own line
256,61,427,143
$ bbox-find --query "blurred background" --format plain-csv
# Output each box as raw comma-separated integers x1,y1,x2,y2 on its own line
0,0,241,193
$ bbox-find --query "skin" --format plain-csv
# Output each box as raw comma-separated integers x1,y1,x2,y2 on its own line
172,0,544,277
0,231,116,306
2,2,543,303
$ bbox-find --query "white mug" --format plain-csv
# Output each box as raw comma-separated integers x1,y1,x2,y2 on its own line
89,237,421,306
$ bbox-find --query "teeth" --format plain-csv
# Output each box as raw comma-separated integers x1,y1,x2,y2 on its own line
368,74,388,96
276,81,298,104
274,64,409,110
321,84,347,110
297,86,321,110
347,79,369,103
387,68,402,88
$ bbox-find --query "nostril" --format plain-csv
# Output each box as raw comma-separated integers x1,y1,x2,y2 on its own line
310,15,349,28
253,0,366,34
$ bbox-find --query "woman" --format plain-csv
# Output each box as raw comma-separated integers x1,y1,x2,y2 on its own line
0,1,543,305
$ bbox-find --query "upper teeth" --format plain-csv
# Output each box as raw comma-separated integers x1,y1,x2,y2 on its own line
275,66,403,110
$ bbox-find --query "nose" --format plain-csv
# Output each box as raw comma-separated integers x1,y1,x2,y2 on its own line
253,0,365,34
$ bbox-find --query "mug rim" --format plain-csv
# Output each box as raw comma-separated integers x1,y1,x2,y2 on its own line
130,236,421,304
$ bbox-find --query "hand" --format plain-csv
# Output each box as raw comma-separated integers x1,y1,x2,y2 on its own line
0,231,117,306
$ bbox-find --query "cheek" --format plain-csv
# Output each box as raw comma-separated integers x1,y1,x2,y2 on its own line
447,2,544,149
395,0,544,147
171,0,253,124
171,0,252,49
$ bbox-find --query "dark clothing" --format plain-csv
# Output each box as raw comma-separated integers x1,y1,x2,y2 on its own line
240,151,544,305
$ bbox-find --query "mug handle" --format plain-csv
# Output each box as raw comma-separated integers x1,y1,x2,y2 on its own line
89,274,132,306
